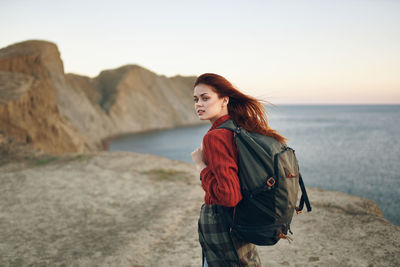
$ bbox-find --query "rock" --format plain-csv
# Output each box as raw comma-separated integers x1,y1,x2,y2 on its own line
0,40,201,154
0,40,95,154
65,64,200,146
0,71,33,104
0,152,399,266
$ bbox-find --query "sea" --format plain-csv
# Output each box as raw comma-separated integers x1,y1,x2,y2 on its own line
109,105,400,225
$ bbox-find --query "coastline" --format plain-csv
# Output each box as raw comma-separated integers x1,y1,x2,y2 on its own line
101,120,208,150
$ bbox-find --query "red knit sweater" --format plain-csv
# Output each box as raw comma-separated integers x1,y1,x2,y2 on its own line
200,114,242,207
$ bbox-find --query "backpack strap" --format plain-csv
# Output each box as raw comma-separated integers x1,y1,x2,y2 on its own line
216,119,240,133
296,173,312,213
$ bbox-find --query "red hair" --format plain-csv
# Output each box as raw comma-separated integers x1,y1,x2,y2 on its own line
194,73,286,144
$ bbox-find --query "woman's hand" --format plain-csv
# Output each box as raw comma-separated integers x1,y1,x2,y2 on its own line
191,146,207,172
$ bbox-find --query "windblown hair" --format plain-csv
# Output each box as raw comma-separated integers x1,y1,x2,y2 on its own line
194,73,286,144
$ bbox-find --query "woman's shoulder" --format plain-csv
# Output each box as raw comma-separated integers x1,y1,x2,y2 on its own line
204,128,233,139
203,128,235,149
202,128,237,159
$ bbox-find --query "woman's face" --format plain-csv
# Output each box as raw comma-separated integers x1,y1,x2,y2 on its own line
193,83,228,123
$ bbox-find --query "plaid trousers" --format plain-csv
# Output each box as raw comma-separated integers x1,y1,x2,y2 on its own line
198,204,261,267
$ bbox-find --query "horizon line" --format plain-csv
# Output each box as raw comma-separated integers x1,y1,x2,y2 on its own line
270,103,400,106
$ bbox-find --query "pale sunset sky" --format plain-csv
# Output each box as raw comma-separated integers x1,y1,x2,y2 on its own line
1,0,399,104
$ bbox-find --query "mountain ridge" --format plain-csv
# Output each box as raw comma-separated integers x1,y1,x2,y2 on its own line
0,40,200,154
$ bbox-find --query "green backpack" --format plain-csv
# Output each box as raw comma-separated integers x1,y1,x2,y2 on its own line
217,119,312,246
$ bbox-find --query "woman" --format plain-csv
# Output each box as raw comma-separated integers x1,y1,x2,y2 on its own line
191,73,286,267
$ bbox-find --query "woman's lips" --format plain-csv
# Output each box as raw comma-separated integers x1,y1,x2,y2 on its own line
197,110,205,115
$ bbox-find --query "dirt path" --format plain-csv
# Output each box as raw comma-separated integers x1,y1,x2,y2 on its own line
1,151,399,266
0,152,205,266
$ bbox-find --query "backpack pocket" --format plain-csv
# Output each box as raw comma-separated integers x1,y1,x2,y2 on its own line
273,147,300,220
232,223,287,246
234,194,277,227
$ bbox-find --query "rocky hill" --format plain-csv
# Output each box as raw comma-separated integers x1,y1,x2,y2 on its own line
0,40,199,154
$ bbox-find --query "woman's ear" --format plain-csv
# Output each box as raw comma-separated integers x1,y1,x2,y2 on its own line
222,96,229,106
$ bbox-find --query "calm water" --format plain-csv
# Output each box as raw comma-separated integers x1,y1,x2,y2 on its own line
109,105,400,225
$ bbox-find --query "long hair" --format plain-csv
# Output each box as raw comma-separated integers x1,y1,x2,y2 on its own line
194,73,286,144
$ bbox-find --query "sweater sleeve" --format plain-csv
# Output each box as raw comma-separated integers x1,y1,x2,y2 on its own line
200,129,242,207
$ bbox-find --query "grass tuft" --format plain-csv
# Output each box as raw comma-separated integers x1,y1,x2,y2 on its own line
141,168,193,183
34,156,58,166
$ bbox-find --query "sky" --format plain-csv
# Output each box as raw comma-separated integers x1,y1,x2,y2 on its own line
1,0,399,104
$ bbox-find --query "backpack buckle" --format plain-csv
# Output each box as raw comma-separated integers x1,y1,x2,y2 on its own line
266,177,275,187
235,127,241,134
277,232,293,243
295,206,302,214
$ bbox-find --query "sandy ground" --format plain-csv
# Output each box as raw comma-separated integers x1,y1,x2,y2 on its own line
0,151,399,266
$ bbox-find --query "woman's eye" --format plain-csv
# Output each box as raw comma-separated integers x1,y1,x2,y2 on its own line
194,98,198,102
202,97,209,101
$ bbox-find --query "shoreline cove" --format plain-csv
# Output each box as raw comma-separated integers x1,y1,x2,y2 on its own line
101,121,208,150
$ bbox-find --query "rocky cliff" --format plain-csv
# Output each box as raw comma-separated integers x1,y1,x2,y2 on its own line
0,41,94,154
0,40,199,154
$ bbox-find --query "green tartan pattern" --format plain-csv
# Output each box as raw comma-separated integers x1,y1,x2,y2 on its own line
198,204,261,267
